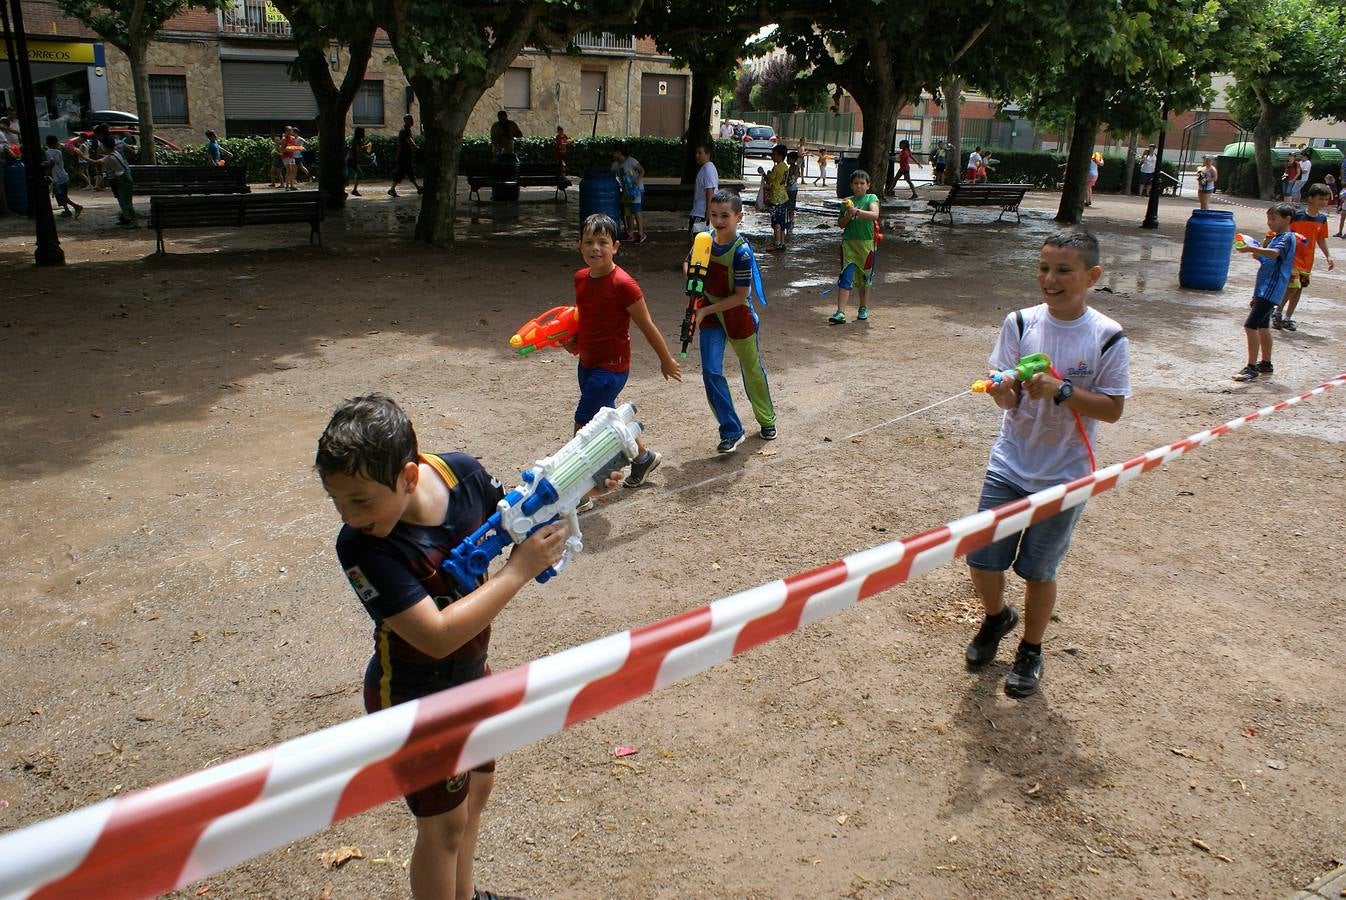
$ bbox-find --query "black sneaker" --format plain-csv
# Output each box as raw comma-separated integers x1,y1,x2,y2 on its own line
1283,318,1297,332
1271,313,1283,330
965,605,1021,669
717,433,746,454
760,425,777,440
1256,361,1274,374
1005,644,1044,698
622,450,662,488
1232,364,1258,382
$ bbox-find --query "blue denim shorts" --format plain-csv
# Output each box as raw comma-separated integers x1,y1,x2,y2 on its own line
575,364,629,426
966,471,1086,582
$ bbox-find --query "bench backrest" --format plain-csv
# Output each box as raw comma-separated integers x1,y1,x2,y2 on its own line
947,183,1029,201
130,165,248,195
150,192,323,227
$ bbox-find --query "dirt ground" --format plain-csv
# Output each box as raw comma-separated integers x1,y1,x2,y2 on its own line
2,181,1344,900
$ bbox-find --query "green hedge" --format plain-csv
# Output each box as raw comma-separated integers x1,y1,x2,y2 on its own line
152,134,742,183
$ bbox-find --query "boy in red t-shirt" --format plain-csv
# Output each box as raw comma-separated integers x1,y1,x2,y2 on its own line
1274,183,1336,332
570,213,681,495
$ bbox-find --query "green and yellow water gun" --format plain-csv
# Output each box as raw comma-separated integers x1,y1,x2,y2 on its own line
970,353,1052,393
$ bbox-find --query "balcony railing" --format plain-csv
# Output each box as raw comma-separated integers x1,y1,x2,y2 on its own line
220,0,292,37
573,32,634,53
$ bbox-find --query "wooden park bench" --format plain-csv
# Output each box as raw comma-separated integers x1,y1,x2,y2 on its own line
928,182,1030,225
129,165,249,196
149,191,323,255
463,160,571,201
639,179,746,213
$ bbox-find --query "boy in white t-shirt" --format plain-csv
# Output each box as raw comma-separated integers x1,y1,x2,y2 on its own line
688,141,719,235
962,230,1131,698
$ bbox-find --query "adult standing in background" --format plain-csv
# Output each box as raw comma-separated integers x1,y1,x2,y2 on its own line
688,140,719,235
388,114,422,198
1139,145,1157,196
1292,152,1312,203
490,110,523,162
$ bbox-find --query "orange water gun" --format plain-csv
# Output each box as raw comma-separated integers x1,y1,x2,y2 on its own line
510,305,579,355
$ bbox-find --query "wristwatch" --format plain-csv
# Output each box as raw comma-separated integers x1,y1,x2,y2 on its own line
1054,379,1074,405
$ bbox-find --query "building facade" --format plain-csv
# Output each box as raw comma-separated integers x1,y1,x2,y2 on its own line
7,2,692,149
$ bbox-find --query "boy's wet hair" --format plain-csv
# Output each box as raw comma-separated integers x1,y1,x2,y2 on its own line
709,188,742,212
850,168,871,183
1270,202,1295,219
315,394,418,491
1042,229,1101,268
581,213,620,240
1304,183,1331,200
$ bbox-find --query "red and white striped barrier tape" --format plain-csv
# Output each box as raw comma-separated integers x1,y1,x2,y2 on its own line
4,373,1343,900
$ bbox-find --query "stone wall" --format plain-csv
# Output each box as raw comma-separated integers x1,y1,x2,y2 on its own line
104,38,224,149
98,38,687,150
465,51,689,141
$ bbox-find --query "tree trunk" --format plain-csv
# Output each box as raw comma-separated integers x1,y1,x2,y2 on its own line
856,93,901,189
410,80,473,245
1122,130,1138,195
1055,106,1097,224
127,43,156,165
1252,85,1277,201
682,67,714,183
943,78,962,185
290,30,374,210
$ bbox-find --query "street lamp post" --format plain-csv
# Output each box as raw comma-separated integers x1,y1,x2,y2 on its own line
0,0,65,265
1140,98,1170,230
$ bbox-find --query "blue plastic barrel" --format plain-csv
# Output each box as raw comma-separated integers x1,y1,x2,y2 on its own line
3,161,27,214
1178,209,1237,291
836,156,861,198
580,170,623,236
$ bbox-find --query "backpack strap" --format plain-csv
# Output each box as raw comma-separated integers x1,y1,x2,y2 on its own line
1100,329,1127,356
1015,309,1026,338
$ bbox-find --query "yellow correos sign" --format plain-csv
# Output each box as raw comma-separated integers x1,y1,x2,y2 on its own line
263,2,289,24
0,40,100,64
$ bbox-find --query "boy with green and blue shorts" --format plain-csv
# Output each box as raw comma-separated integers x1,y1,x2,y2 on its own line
689,189,777,453
830,168,880,325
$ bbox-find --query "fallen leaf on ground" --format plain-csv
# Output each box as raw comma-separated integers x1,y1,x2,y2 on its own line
1169,747,1200,760
1191,837,1212,853
836,814,848,825
320,846,365,870
1026,782,1042,796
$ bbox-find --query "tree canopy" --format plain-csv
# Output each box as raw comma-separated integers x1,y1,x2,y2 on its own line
1227,0,1346,197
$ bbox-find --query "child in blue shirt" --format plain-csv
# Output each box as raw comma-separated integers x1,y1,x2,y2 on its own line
1232,203,1297,382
